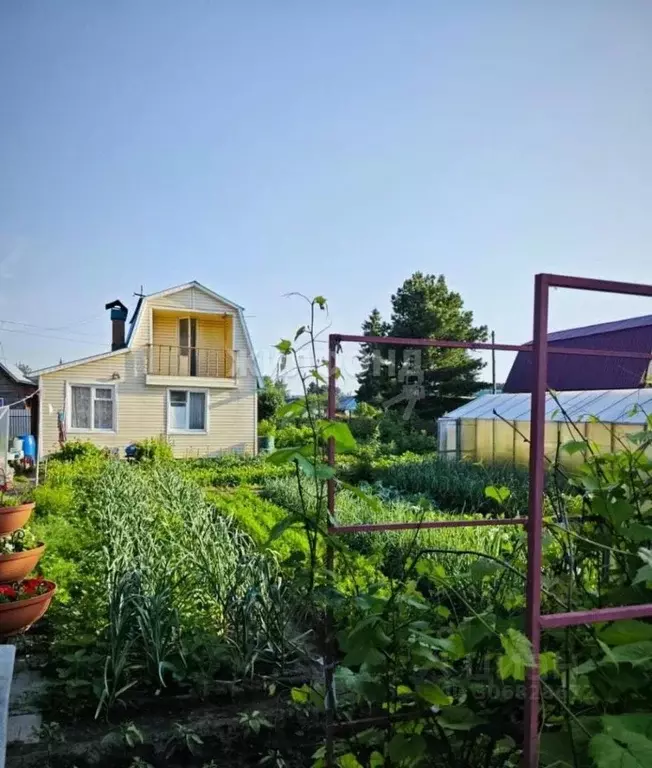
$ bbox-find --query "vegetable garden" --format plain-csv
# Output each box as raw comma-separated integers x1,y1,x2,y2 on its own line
6,278,652,768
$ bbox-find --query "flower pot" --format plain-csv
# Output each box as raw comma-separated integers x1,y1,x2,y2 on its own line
0,544,45,584
0,580,56,637
0,502,35,536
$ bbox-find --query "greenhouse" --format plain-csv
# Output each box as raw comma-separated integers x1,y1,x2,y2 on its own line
437,388,652,466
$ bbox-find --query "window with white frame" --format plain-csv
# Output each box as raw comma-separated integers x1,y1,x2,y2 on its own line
70,385,115,431
168,390,207,432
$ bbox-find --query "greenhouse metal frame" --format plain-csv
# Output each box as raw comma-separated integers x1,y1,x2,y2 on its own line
325,273,652,768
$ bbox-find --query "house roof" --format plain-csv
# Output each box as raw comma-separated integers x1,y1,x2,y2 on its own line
32,281,262,385
439,388,652,425
503,315,652,393
0,361,37,386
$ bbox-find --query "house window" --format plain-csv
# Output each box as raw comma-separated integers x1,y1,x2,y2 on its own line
168,390,207,432
70,385,115,431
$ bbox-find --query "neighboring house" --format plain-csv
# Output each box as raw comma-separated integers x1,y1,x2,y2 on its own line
33,281,262,458
504,315,652,393
0,362,36,409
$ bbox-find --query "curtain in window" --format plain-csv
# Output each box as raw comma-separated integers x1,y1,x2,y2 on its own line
189,392,205,430
170,390,187,430
94,389,114,430
71,386,91,429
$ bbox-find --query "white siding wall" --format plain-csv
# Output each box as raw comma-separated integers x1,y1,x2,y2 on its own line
39,286,257,458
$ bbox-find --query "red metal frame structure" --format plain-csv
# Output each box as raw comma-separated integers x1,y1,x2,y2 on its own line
325,273,652,768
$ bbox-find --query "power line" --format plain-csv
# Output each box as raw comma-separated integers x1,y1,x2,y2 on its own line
0,317,106,340
0,325,107,346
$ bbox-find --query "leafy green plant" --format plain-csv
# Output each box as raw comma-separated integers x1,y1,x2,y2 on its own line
50,440,106,462
130,436,174,462
239,709,273,734
258,419,277,438
164,722,204,759
275,424,314,449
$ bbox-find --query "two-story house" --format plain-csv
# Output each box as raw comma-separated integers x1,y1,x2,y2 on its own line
33,281,261,458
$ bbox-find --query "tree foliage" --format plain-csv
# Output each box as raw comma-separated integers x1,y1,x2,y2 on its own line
356,308,391,406
356,273,488,420
258,376,288,422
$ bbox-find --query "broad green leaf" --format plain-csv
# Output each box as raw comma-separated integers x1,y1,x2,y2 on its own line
369,753,384,768
484,485,511,504
469,559,501,581
388,733,426,762
276,400,306,420
275,339,293,355
590,727,652,768
622,524,652,544
338,754,363,768
266,446,304,465
600,641,652,667
592,497,636,528
267,514,303,543
598,621,652,646
313,295,327,309
416,681,453,707
634,550,652,585
294,454,335,480
319,420,357,453
603,713,652,739
438,706,486,731
290,686,309,704
458,615,495,653
540,651,558,676
562,439,590,455
498,629,535,681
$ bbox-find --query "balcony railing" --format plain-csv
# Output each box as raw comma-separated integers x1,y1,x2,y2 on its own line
148,345,237,379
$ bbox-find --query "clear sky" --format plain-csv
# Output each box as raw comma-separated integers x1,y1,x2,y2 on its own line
2,2,652,390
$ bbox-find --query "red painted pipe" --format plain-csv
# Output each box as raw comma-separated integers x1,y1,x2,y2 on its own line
541,603,652,629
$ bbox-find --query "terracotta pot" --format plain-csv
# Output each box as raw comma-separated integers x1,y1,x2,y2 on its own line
0,502,35,535
0,580,56,637
0,544,45,584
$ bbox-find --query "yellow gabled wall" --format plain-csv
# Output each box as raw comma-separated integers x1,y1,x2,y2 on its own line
38,285,256,459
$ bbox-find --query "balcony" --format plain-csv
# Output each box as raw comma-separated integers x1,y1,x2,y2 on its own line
146,345,237,387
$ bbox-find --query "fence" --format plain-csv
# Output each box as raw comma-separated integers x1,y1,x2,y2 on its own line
8,409,30,438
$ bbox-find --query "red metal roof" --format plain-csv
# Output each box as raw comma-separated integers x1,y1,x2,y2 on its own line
503,317,652,393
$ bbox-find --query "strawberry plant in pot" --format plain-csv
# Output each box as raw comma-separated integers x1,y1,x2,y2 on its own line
0,578,56,636
0,528,45,583
0,491,35,535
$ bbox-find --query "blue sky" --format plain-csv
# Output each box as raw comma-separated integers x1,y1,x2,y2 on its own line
2,2,652,390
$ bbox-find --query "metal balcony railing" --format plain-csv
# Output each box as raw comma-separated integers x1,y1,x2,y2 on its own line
147,345,237,378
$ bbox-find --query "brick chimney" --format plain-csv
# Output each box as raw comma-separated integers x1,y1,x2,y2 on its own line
105,300,129,350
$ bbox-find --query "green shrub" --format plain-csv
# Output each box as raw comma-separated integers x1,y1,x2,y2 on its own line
378,411,437,454
50,440,107,462
131,436,174,462
258,419,276,438
275,424,313,448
